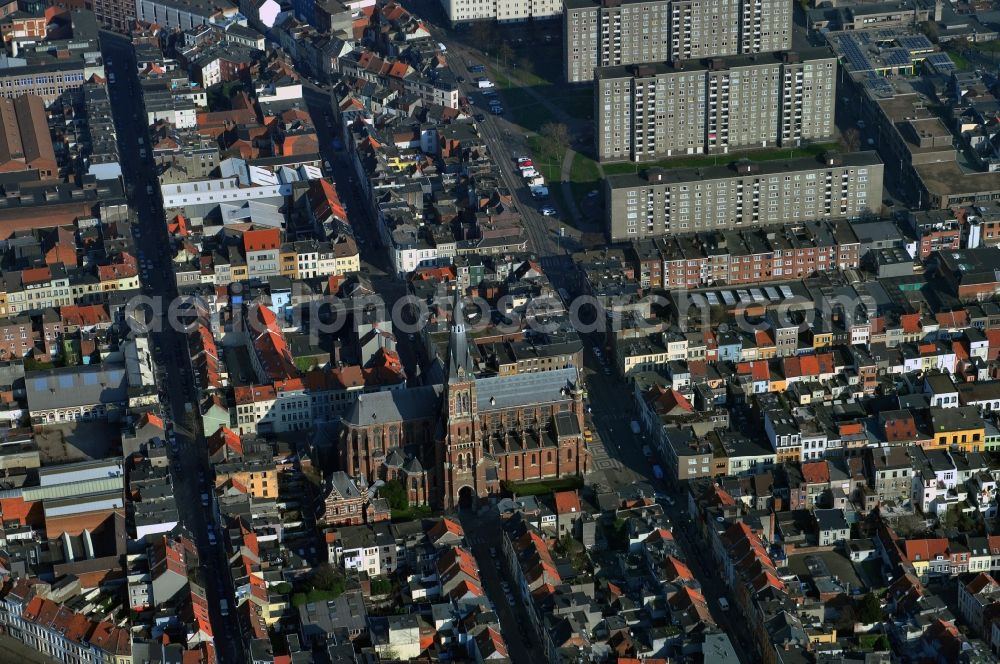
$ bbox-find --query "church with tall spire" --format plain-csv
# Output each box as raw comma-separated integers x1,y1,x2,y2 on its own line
339,290,590,510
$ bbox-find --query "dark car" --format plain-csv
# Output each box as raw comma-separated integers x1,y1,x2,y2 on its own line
475,113,486,122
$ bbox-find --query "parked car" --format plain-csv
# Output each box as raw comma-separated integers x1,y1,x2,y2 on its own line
540,205,557,216
475,113,486,122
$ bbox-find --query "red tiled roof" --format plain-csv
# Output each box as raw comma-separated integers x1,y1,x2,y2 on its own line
207,426,243,457
553,490,582,515
20,266,50,285
61,304,111,328
428,517,464,541
661,556,694,582
243,228,281,253
234,384,276,404
903,538,950,563
248,303,298,383
966,572,998,595
801,461,830,485
936,309,969,328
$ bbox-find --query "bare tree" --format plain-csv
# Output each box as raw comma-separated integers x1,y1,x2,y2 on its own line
538,122,571,162
843,127,862,152
470,22,495,53
497,41,514,71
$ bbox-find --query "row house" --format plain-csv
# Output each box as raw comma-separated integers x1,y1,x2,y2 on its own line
658,220,861,289
0,593,131,664
1,264,73,316
233,380,312,435
957,573,1000,638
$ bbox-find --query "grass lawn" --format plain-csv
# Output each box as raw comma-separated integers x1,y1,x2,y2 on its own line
523,138,602,228
569,151,602,199
601,143,842,176
502,476,583,496
390,504,433,522
526,134,569,206
974,39,1000,53
488,43,595,127
942,45,971,70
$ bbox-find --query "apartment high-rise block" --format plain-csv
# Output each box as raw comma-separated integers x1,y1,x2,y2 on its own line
440,0,562,24
604,152,884,241
92,0,137,32
564,0,792,83
596,49,837,162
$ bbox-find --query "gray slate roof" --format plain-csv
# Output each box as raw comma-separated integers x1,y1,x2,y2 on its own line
342,385,443,426
25,363,128,412
476,367,578,413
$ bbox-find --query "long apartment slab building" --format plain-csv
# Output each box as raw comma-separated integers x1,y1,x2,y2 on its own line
564,0,792,83
604,151,884,241
596,49,837,162
440,0,562,24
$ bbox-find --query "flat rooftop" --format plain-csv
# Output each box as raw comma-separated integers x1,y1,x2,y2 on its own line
916,160,1000,197
606,151,883,189
35,421,119,464
596,47,836,80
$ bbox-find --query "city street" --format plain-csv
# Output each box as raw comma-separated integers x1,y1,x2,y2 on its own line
100,31,244,662
299,83,429,380
459,509,548,663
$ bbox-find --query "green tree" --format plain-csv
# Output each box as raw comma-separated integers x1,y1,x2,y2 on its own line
857,592,884,624
380,480,409,511
311,563,345,594
370,577,393,595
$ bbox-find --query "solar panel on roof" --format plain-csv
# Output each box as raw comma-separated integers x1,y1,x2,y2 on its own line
837,34,873,72
883,49,911,67
780,285,794,298
722,291,736,305
897,35,932,51
706,292,720,305
737,290,752,303
751,289,766,302
926,53,956,72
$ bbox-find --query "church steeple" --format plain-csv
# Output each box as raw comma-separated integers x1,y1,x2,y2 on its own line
448,289,474,384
